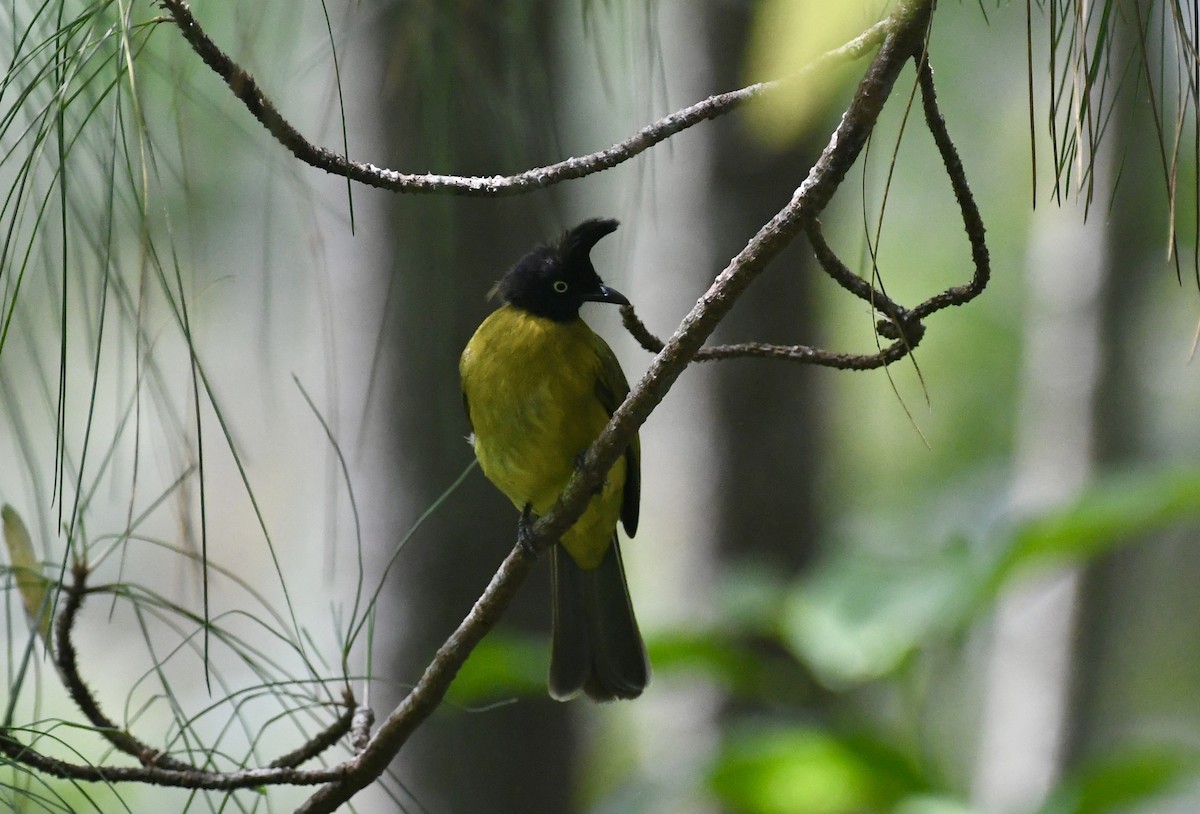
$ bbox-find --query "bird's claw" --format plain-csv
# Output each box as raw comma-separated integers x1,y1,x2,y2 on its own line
517,504,538,557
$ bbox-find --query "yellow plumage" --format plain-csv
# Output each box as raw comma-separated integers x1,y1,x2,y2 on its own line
458,217,648,701
460,306,633,570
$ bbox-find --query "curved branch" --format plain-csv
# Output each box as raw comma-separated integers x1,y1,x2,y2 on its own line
158,0,886,196
618,56,989,372
295,2,936,811
18,565,358,784
268,694,356,769
909,52,991,319
54,565,198,772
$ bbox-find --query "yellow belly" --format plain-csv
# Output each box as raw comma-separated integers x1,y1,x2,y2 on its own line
460,307,625,570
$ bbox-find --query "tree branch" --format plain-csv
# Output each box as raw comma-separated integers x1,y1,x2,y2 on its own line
157,0,886,196
909,50,991,319
54,565,198,772
0,565,359,789
620,304,917,371
2,1,978,808
295,1,937,811
268,693,357,769
618,49,988,372
0,731,347,789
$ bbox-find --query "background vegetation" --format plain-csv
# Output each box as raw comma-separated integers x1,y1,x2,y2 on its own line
3,1,1200,812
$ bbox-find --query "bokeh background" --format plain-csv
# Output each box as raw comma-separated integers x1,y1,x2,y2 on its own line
4,1,1200,812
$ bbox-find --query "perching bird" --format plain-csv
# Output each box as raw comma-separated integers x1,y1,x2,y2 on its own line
459,218,648,701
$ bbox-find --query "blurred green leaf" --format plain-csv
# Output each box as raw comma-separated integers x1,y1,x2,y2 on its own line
1034,748,1196,814
782,538,976,687
652,631,763,685
445,631,547,705
3,504,50,643
989,467,1200,594
783,467,1200,689
894,795,982,814
650,628,817,704
710,728,924,814
650,562,829,703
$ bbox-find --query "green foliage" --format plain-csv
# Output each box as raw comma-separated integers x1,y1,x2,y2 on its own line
710,728,926,814
446,464,1200,809
445,631,548,705
992,468,1200,587
649,465,1200,812
783,537,975,688
784,466,1200,690
2,505,50,644
1035,749,1195,814
743,0,885,147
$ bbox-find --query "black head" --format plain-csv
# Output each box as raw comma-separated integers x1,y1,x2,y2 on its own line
494,218,629,322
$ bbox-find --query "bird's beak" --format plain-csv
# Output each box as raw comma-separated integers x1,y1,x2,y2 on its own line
584,283,630,307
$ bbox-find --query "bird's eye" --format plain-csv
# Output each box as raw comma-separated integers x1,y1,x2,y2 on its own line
552,280,569,294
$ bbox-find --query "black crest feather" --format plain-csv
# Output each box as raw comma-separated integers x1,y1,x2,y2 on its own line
495,219,622,322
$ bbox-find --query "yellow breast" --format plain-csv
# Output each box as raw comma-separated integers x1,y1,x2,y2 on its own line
460,306,626,569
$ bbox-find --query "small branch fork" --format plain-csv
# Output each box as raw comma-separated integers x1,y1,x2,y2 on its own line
3,0,990,811
0,563,358,790
620,51,989,370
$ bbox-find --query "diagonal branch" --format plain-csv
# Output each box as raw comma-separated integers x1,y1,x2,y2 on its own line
157,0,886,196
295,2,936,811
619,52,987,371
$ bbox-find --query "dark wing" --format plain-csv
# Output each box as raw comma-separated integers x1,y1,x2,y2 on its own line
594,342,640,538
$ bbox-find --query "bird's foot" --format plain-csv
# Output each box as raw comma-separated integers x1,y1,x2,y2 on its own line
517,504,539,558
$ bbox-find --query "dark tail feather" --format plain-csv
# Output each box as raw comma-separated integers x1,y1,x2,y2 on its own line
549,539,648,702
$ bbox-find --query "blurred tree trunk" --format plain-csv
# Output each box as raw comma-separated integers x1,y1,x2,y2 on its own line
975,16,1200,810
1065,42,1200,768
704,2,827,576
370,5,574,812
616,4,726,809
622,6,829,809
367,2,831,810
972,183,1108,813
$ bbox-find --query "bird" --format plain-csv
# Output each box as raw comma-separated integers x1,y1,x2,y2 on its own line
459,217,648,701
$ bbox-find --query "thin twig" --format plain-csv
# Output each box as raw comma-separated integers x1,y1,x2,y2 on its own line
804,218,924,346
267,691,356,769
909,52,991,320
620,305,917,371
618,50,987,370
